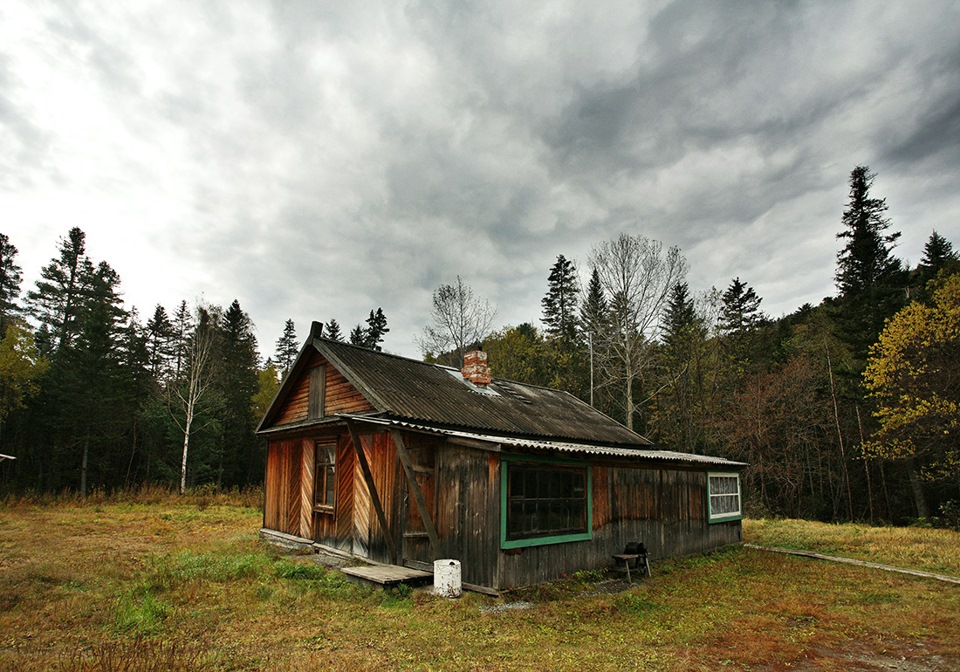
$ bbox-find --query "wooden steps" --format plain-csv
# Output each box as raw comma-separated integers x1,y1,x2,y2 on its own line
341,564,432,587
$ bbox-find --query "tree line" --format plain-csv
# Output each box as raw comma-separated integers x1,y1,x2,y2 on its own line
419,166,959,526
0,224,404,495
2,165,958,526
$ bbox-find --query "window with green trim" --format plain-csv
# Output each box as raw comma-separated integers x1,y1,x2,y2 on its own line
708,472,742,522
502,461,591,548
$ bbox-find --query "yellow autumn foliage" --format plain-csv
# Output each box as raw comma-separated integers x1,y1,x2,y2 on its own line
863,274,960,479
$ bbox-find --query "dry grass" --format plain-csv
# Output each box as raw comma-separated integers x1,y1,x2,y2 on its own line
745,517,960,577
1,502,958,671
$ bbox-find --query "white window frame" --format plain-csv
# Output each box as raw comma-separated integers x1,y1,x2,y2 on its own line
707,472,742,523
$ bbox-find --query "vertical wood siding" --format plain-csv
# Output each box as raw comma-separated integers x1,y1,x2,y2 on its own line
356,433,399,565
265,432,740,593
499,462,740,590
434,445,500,589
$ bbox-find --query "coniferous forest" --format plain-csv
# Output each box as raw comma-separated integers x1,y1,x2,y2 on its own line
2,165,958,526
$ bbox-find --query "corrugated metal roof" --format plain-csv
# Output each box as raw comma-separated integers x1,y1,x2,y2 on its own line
319,338,651,447
340,415,746,468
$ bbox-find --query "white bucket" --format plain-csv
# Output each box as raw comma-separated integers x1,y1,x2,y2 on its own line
433,559,462,598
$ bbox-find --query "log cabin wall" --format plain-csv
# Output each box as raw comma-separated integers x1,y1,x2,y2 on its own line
498,460,741,590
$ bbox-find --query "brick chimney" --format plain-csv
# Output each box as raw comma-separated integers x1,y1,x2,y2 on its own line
461,350,492,387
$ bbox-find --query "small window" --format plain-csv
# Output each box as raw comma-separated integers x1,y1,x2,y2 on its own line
501,459,591,549
708,472,742,523
314,441,335,511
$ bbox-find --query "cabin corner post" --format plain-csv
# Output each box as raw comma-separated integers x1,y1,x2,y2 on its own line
390,430,442,559
346,419,399,564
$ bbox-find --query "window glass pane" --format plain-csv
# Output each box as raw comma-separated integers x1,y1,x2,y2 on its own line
324,465,335,506
709,474,741,519
505,462,589,541
315,442,336,508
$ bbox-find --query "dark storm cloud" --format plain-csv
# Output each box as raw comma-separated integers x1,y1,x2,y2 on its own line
4,1,960,356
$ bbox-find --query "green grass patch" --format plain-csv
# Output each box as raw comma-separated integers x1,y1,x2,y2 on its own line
2,502,959,670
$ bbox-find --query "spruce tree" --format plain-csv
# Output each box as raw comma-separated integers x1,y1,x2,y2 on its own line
217,300,260,485
835,166,901,296
364,308,389,351
274,319,298,374
146,304,175,380
63,261,129,495
579,267,607,341
325,319,343,341
918,230,958,288
834,165,905,358
171,300,192,378
719,277,763,334
0,233,22,334
25,227,90,352
541,255,580,344
349,324,367,347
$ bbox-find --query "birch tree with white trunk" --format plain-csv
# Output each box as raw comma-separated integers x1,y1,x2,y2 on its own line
168,305,217,495
589,233,687,431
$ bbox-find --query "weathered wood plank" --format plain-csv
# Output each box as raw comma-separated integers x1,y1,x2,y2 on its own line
391,430,441,560
341,565,431,586
347,420,398,564
300,439,315,538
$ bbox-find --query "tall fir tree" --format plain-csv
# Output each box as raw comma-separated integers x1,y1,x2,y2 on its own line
835,166,901,296
274,319,298,375
917,230,958,294
834,165,905,359
540,255,582,392
171,300,192,379
654,282,712,452
216,300,260,486
61,260,129,495
325,319,343,341
349,324,366,347
365,308,389,351
25,227,90,354
0,233,22,334
579,268,607,337
719,278,763,334
541,255,580,344
146,304,175,381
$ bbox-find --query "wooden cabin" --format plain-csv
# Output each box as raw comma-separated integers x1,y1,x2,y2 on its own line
257,323,746,592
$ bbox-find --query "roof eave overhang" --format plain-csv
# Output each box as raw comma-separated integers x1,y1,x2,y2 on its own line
336,414,748,469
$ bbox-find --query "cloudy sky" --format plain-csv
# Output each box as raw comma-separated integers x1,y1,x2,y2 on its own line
3,1,959,359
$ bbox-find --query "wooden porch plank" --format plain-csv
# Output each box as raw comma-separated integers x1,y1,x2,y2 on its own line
341,565,432,586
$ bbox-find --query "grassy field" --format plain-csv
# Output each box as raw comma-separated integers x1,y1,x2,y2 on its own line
1,494,958,671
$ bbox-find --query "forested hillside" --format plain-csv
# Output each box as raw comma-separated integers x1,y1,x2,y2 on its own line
2,165,957,525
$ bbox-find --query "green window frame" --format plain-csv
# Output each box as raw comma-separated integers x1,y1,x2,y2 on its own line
707,472,742,523
500,455,592,550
